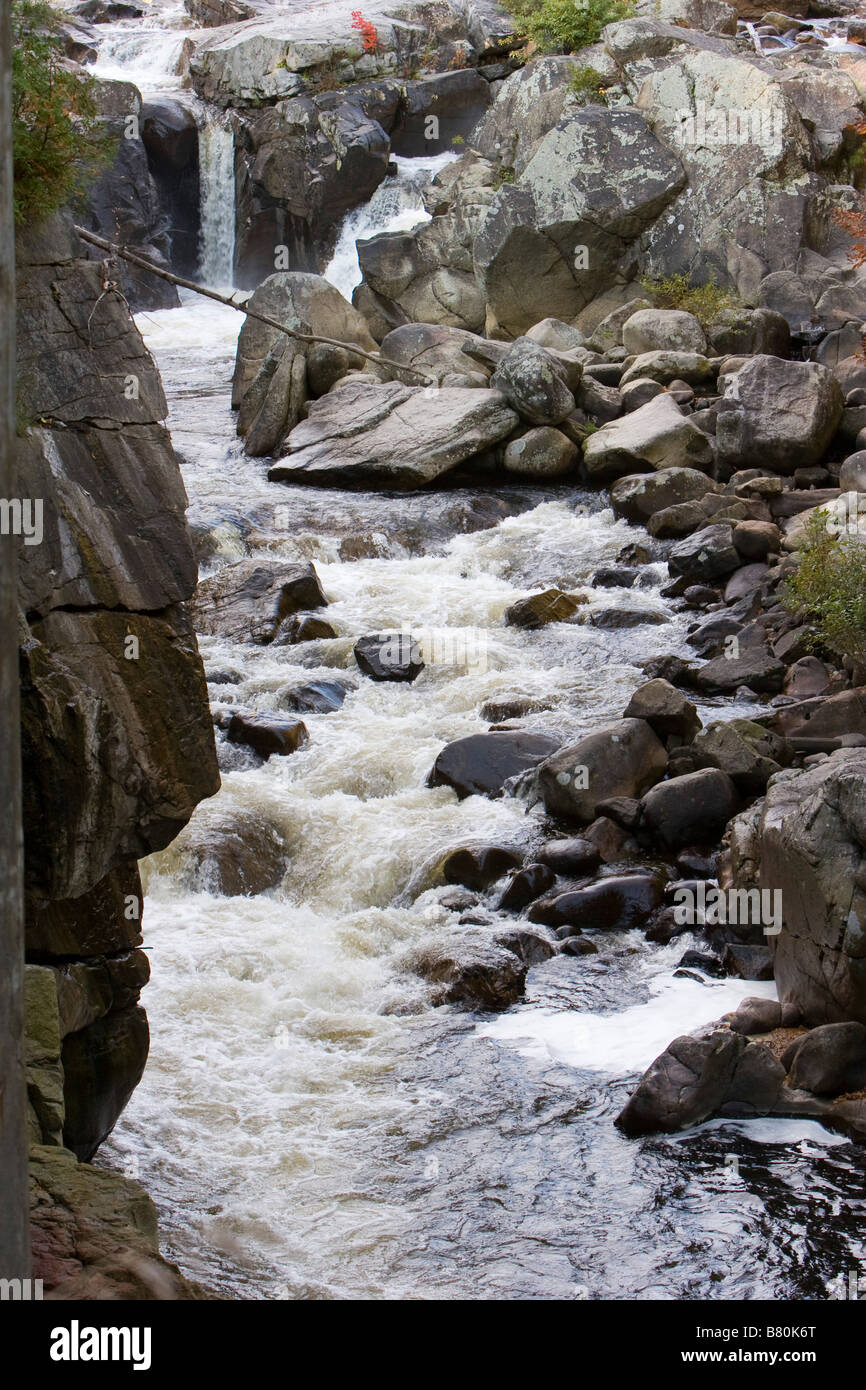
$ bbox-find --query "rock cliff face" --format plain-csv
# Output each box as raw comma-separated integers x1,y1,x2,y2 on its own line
16,215,219,1168
351,18,866,338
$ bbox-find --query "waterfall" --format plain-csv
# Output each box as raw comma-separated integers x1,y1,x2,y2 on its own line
324,153,458,300
198,119,237,291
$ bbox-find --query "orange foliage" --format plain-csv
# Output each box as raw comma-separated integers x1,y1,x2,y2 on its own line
351,11,380,54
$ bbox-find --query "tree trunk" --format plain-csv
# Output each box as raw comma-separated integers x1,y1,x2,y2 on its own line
0,0,30,1281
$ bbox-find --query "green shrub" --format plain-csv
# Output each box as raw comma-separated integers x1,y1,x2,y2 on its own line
568,65,607,103
510,0,636,55
782,510,866,667
491,165,516,189
12,0,110,224
640,272,735,329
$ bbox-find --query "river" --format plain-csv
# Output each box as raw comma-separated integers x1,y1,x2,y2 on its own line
87,0,866,1301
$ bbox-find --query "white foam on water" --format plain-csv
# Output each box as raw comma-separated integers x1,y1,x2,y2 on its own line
477,948,778,1076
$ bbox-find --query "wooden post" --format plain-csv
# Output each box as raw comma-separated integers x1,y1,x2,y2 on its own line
0,0,30,1280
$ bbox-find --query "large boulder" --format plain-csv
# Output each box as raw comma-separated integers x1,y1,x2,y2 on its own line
503,427,578,478
610,467,722,522
226,712,309,758
505,588,583,629
786,1022,866,1096
240,337,309,458
232,272,378,407
583,393,713,482
692,719,785,793
269,380,519,490
615,1030,745,1136
622,308,706,355
231,95,392,282
411,932,528,1011
355,631,425,681
429,730,561,799
622,679,701,741
193,559,327,644
668,523,741,581
473,56,594,175
378,323,489,385
742,751,866,1025
536,718,668,821
633,47,813,305
619,351,714,388
530,872,665,934
489,338,577,425
356,152,495,335
640,768,739,849
695,645,786,694
715,356,844,474
474,105,686,337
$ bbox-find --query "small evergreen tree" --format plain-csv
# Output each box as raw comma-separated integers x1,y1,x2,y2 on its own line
12,0,109,224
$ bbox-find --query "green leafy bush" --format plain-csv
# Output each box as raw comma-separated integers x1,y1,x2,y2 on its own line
782,510,866,666
640,273,735,329
568,65,607,102
12,0,110,224
510,0,636,55
491,165,516,189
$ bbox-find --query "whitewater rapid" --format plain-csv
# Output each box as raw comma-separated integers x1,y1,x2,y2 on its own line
89,1,866,1301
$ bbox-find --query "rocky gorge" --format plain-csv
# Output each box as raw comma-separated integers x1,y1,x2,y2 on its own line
11,0,866,1302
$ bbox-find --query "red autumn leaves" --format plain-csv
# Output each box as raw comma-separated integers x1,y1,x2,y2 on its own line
351,10,380,54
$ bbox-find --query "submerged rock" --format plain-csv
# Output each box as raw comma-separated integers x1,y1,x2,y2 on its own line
411,934,528,1011
354,632,425,682
505,588,584,629
442,844,523,891
276,677,355,713
226,712,309,758
168,807,288,896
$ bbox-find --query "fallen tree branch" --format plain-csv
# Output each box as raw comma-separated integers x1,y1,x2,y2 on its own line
71,225,434,384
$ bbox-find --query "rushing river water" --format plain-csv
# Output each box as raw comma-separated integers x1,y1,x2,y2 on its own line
86,1,866,1301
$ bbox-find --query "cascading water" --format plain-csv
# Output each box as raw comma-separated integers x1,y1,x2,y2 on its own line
89,0,237,289
84,1,866,1301
740,15,862,54
324,153,459,300
88,0,196,92
198,119,237,291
